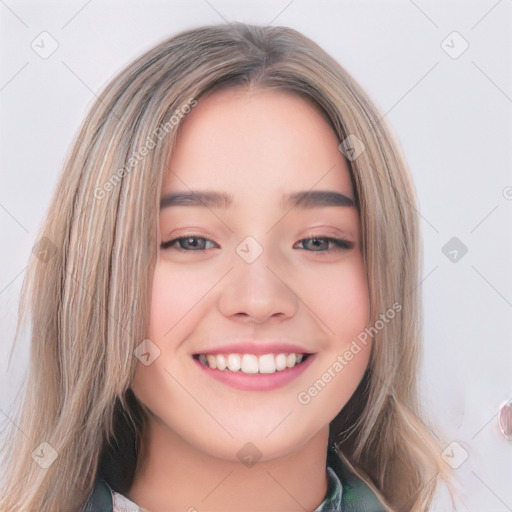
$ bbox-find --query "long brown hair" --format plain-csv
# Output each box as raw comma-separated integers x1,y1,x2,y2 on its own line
0,23,453,511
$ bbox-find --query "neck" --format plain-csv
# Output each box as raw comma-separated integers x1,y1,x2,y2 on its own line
128,419,330,512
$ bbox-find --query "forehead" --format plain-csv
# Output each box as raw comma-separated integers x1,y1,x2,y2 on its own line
162,88,353,202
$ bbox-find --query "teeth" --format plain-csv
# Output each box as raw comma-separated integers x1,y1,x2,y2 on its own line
259,354,276,374
227,354,241,372
217,354,227,371
275,353,287,371
286,353,297,367
197,352,307,374
241,354,258,374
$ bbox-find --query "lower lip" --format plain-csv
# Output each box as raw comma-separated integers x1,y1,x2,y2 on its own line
193,355,316,391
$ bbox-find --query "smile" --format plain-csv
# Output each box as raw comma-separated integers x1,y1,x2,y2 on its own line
194,352,310,374
192,352,315,391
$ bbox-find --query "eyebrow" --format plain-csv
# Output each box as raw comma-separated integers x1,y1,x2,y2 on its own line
160,190,355,210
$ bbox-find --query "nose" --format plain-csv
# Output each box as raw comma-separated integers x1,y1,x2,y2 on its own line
217,245,298,324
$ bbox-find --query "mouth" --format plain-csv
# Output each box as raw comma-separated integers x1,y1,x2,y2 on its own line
191,351,315,391
193,352,312,374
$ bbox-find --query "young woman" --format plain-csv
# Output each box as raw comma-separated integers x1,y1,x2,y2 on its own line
0,23,454,512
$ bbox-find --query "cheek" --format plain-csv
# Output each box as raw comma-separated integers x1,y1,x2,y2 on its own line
130,260,214,440
296,342,371,426
293,253,370,417
147,260,211,340
297,252,369,339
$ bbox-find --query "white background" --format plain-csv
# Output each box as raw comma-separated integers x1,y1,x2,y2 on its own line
1,1,511,510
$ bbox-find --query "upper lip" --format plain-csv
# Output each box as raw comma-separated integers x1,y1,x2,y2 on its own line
192,339,313,356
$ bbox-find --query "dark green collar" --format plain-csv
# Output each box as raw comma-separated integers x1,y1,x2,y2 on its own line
83,478,113,511
327,447,387,511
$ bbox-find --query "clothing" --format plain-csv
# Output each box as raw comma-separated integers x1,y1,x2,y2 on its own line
84,447,386,511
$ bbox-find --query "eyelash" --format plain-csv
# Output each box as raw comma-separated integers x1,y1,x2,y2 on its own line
160,234,353,253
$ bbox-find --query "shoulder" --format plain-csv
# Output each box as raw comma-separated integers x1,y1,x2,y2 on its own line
83,478,113,512
327,447,388,512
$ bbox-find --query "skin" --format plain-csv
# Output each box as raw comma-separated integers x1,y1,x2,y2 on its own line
129,87,371,512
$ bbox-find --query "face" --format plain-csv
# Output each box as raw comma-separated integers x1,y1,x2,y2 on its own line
130,88,371,462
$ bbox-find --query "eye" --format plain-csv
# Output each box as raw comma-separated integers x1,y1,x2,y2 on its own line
160,234,353,253
294,236,353,252
160,235,218,252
